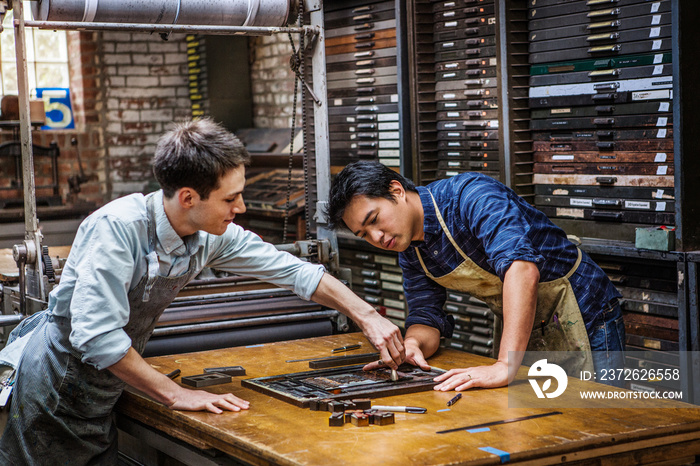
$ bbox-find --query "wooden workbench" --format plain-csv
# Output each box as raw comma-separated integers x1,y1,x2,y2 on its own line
115,333,700,465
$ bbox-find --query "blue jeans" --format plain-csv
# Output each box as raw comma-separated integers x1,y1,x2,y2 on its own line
588,300,626,387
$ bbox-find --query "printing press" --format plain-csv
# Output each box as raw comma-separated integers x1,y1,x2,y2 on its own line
0,0,349,357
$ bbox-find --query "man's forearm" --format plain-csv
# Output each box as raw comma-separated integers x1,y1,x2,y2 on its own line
498,260,539,379
405,324,441,358
107,347,180,407
310,273,378,325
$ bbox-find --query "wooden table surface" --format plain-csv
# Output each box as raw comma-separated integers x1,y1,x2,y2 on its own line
116,333,700,465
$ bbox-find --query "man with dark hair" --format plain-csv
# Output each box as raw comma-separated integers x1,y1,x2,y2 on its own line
327,161,624,391
0,120,403,464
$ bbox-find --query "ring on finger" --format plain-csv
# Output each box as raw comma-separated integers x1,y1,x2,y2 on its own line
467,374,472,381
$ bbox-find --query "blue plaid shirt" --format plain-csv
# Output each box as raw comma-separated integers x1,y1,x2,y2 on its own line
400,173,621,337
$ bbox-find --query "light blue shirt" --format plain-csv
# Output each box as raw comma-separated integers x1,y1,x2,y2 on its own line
47,190,325,370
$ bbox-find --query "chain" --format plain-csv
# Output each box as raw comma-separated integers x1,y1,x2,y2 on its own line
282,3,303,243
283,1,311,242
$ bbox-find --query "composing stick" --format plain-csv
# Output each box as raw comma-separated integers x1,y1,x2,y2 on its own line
436,411,563,434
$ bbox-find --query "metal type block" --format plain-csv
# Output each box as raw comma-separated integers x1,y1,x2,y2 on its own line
438,67,498,81
538,205,674,224
534,162,673,176
533,173,673,187
528,0,669,21
529,63,672,87
627,333,678,351
433,3,495,22
434,15,496,32
535,183,673,200
530,52,672,76
243,365,445,408
371,411,395,425
529,89,672,108
438,139,499,149
438,160,500,171
531,101,671,118
436,57,497,72
329,412,345,427
529,13,671,43
438,150,500,160
309,399,322,411
436,46,497,61
326,56,397,73
325,47,397,64
438,119,498,130
327,75,398,89
434,24,497,41
351,412,370,427
437,109,499,120
531,128,672,141
437,99,498,111
529,38,672,64
534,150,671,164
535,194,672,213
438,129,499,139
329,401,346,413
352,398,372,410
181,373,232,388
530,113,671,130
203,366,246,377
529,26,672,54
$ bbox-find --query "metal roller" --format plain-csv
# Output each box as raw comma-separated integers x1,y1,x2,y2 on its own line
32,0,297,27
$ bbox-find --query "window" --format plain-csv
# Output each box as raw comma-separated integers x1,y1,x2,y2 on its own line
0,3,69,97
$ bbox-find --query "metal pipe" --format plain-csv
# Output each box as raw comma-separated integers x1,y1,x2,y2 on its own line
22,20,317,36
31,0,295,27
0,315,23,327
151,309,338,337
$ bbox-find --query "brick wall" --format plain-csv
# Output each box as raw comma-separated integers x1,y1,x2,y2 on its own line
0,31,104,207
101,32,191,199
249,34,301,129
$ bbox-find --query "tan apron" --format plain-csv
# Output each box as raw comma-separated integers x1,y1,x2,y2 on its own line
414,194,594,375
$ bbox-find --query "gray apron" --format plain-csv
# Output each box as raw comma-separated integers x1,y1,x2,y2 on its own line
0,193,200,465
415,193,594,376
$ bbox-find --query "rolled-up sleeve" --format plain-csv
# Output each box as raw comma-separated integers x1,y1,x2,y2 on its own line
69,216,137,370
400,253,455,338
459,182,544,280
205,225,325,301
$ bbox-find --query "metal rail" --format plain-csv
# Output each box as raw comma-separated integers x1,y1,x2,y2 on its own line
21,20,318,36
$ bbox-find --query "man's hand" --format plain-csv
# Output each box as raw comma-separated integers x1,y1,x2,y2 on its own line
433,361,509,391
310,274,405,368
363,334,428,371
168,388,250,414
357,313,405,369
